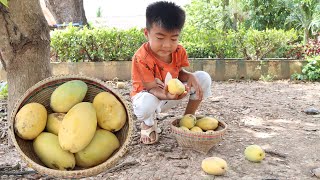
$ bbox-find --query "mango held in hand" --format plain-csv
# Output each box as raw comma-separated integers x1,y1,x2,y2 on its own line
244,145,265,162
167,78,185,95
46,113,65,135
202,157,228,176
196,116,219,131
15,103,47,140
50,80,87,113
93,92,126,132
59,102,97,153
179,114,196,129
75,129,120,168
33,132,75,170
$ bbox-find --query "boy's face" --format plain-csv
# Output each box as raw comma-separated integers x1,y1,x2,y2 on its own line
144,23,180,61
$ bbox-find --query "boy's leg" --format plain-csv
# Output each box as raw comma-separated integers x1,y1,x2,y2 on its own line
132,91,161,144
185,71,212,114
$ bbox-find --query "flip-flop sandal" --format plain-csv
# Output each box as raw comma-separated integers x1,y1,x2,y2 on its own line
140,120,161,145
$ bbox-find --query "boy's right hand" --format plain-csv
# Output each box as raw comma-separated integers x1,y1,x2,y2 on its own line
164,84,189,100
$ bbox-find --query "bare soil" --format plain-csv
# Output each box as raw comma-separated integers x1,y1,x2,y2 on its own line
1,80,320,180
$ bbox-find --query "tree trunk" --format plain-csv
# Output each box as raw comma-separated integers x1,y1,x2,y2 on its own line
44,0,87,25
0,1,52,117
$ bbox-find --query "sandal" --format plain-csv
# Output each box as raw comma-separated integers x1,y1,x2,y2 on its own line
140,120,161,145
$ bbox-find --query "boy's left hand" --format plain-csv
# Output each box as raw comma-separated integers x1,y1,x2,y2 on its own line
187,74,203,100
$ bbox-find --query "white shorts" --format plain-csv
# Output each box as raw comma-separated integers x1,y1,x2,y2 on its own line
131,71,212,126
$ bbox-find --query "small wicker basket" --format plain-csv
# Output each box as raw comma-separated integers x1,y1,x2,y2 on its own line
171,116,227,154
9,74,133,178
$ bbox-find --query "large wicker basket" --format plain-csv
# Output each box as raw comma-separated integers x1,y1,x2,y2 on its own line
171,116,227,154
9,74,133,178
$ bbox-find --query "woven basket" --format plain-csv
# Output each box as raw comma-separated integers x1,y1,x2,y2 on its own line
9,74,133,178
171,116,227,154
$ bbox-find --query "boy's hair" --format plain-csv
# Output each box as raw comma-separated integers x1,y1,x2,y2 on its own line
146,1,186,31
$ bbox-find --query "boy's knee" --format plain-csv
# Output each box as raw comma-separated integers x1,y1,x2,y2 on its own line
193,71,212,97
132,92,160,120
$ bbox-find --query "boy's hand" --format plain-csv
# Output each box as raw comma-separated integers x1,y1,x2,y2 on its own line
164,84,189,100
187,74,203,100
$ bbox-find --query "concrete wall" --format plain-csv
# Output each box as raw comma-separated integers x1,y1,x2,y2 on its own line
0,60,307,81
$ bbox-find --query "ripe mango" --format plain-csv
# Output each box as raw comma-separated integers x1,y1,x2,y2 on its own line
50,80,87,113
93,92,126,132
15,103,47,140
202,157,228,175
179,126,189,131
196,116,219,131
46,113,65,135
58,102,97,153
179,114,196,129
190,126,203,132
75,129,120,168
167,78,185,95
33,132,75,170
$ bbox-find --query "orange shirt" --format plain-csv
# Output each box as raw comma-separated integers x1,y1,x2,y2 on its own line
131,42,190,97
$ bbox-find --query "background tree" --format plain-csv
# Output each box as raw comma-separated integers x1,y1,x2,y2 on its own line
285,0,320,44
0,0,52,115
44,0,87,25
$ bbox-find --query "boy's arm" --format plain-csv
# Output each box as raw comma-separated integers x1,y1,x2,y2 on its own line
178,68,191,81
142,81,168,100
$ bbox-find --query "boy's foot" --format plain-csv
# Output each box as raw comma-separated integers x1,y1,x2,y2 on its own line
140,120,161,145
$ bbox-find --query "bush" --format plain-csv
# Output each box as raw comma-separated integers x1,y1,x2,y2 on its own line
291,56,320,81
51,25,145,62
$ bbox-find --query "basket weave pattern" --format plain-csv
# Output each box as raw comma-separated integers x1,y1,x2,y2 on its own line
171,118,227,154
9,74,133,178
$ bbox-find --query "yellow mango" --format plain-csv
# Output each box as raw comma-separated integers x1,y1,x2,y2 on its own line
167,78,185,95
190,126,203,132
58,102,97,153
15,103,47,140
50,80,87,113
179,114,196,129
93,92,126,132
75,129,120,168
202,157,228,175
46,113,65,135
179,126,189,131
196,116,219,131
33,132,75,170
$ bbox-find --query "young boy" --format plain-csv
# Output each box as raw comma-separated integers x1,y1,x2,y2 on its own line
131,1,212,144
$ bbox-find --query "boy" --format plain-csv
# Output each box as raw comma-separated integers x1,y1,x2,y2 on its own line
131,1,212,144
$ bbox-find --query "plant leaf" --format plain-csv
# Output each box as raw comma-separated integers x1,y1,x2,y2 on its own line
0,0,8,7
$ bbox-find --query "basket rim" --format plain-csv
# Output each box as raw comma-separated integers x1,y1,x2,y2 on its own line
170,116,227,137
9,74,134,178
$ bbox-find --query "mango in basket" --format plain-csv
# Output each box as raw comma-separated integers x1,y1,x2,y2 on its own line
179,126,189,131
196,116,219,131
75,129,120,168
46,113,65,135
93,92,126,132
167,78,185,95
190,126,203,132
201,157,228,176
59,102,97,153
179,114,196,129
33,132,75,170
15,103,47,140
50,80,87,113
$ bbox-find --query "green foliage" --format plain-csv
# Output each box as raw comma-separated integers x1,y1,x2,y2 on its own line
51,25,145,62
0,83,8,99
238,28,298,60
0,0,8,7
301,56,320,81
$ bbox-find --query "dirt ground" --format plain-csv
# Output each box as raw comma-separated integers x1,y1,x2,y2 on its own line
1,80,320,180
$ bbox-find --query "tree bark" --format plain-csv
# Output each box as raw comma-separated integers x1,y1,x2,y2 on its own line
0,0,52,116
44,0,87,25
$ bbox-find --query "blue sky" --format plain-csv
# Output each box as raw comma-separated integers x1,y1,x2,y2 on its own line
83,0,191,29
